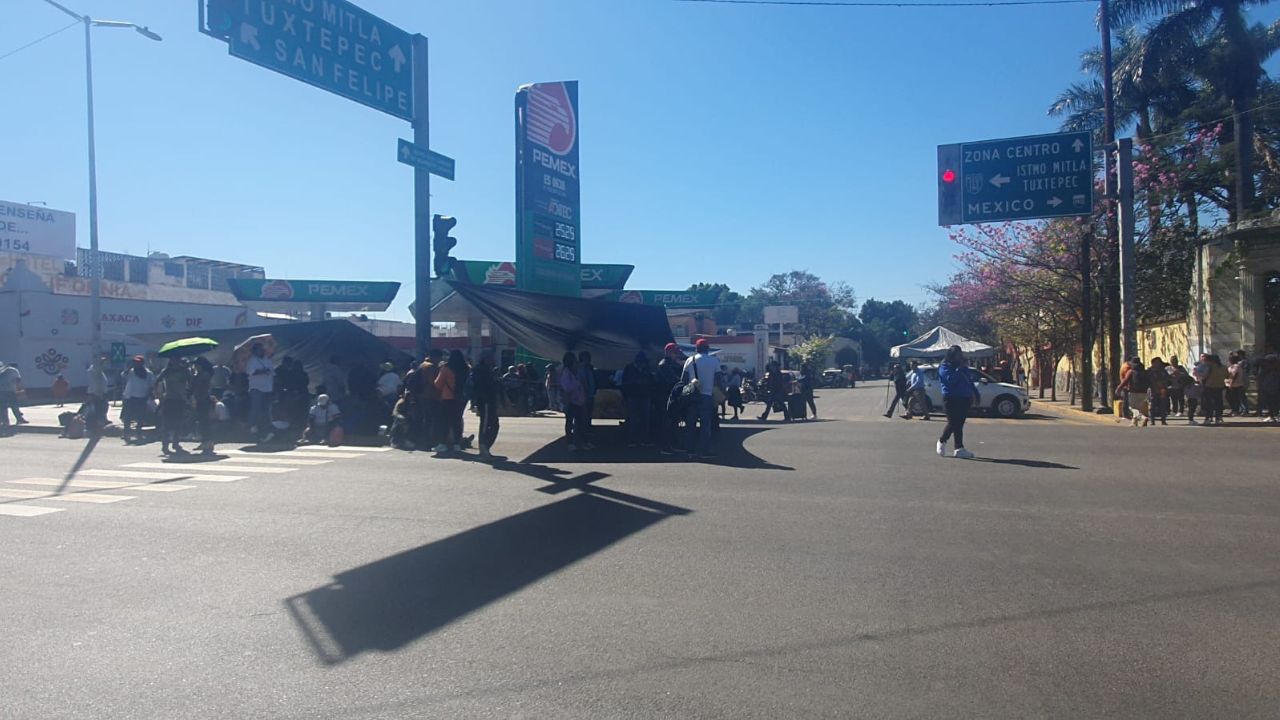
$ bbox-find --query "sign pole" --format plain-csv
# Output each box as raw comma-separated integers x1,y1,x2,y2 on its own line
1117,137,1138,359
412,34,431,359
1079,225,1094,412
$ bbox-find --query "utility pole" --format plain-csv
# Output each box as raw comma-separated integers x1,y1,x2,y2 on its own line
1100,0,1120,404
1080,224,1094,411
1117,137,1139,359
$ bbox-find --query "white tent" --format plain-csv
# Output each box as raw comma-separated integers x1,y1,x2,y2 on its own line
890,326,995,359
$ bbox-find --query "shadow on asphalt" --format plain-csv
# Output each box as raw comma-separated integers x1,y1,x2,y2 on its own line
518,424,794,471
60,436,101,490
284,488,691,666
970,457,1078,470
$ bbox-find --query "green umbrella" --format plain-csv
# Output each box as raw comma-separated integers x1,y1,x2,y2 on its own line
157,337,219,358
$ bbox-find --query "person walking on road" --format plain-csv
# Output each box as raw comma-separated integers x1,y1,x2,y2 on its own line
798,364,818,419
472,351,501,459
757,361,791,422
558,352,589,451
884,364,908,418
936,346,979,459
621,352,655,447
683,338,722,459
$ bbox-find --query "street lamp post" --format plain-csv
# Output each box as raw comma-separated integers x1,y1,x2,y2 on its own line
39,0,161,359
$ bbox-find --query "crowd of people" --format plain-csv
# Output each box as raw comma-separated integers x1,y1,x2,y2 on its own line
1116,348,1280,426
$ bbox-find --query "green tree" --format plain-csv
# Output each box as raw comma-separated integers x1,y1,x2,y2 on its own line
788,335,835,369
743,271,857,337
858,298,919,369
686,282,744,327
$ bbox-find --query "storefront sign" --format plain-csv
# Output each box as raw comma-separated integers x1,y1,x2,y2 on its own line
453,261,632,291
227,278,400,308
601,290,720,308
515,81,580,297
0,200,75,259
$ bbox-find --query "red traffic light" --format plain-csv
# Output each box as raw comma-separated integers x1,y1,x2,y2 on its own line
942,169,957,184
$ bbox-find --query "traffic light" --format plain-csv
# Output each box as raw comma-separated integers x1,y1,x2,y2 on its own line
937,143,962,226
432,214,457,277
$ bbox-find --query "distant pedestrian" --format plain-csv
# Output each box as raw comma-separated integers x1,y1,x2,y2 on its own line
0,360,28,429
1256,348,1280,423
798,364,818,419
883,363,908,418
725,367,745,420
682,338,722,459
904,361,930,420
1226,352,1249,417
655,343,685,454
1116,357,1150,427
558,352,589,451
544,363,561,414
52,374,70,407
757,361,791,422
936,346,979,459
472,351,501,458
1202,354,1229,426
577,351,598,446
190,357,217,454
1166,358,1191,416
86,357,109,432
621,352,655,446
120,356,155,443
155,358,191,456
433,350,467,452
1147,357,1169,426
246,343,276,442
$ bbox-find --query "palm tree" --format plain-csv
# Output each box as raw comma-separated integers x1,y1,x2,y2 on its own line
1111,0,1280,219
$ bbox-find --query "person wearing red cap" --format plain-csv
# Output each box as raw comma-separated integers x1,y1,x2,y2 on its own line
682,337,722,459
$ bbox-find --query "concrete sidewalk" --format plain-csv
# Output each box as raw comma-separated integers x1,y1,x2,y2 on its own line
1032,396,1278,428
2,402,122,436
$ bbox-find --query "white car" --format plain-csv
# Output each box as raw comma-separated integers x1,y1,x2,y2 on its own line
910,364,1031,418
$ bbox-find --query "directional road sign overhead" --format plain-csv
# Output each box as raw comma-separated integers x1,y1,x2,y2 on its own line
202,0,415,121
938,131,1093,225
397,139,455,180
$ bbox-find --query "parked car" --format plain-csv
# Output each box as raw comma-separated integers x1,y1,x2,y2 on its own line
911,364,1030,418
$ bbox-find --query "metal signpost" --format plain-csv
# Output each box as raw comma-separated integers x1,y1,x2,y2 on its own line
938,130,1093,226
201,0,449,357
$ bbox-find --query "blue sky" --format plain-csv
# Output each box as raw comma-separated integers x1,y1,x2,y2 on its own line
6,0,1277,321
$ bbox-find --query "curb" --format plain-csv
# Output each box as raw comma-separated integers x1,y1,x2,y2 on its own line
1029,400,1117,426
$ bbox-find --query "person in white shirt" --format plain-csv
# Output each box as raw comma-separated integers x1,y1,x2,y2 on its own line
120,356,156,443
377,362,402,404
306,394,342,444
681,338,723,459
246,343,276,442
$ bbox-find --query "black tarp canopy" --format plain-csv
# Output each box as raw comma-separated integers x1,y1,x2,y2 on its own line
448,281,675,369
133,319,413,379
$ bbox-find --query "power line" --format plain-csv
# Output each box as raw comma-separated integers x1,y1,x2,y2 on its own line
676,0,1094,7
0,20,79,64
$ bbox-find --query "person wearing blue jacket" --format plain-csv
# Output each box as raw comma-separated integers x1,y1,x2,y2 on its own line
937,345,980,458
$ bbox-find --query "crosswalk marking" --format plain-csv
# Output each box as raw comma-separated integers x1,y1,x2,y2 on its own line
294,445,390,453
10,477,194,492
0,488,135,504
78,468,245,483
123,462,296,475
232,449,365,459
213,453,331,466
0,505,64,517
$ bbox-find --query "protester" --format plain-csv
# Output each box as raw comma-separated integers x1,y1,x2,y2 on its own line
558,352,589,451
577,351,598,446
682,338,722,459
155,358,191,456
433,350,467,453
1256,347,1280,423
883,363,908,418
1116,357,1151,427
190,357,217,454
1202,354,1229,426
1166,358,1190,416
936,346,979,459
904,361,930,420
798,364,818,419
51,374,70,407
0,360,29,428
725,368,745,420
1147,357,1170,426
246,343,276,442
377,362,402,406
1226,351,1249,417
471,351,500,459
119,356,155,444
305,394,342,444
621,352,655,446
757,361,791,422
655,343,685,454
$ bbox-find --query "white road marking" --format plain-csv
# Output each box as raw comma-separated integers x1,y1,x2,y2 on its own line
79,468,244,483
213,454,330,466
0,488,134,504
123,462,296,475
10,476,194,492
222,449,365,459
0,505,64,517
294,445,390,453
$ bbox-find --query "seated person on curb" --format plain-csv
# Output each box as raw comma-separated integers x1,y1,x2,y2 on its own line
305,394,342,444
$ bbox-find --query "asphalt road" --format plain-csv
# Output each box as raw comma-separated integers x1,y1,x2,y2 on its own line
1,383,1278,719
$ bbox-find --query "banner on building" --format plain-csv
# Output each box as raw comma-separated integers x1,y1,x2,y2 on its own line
0,200,75,259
